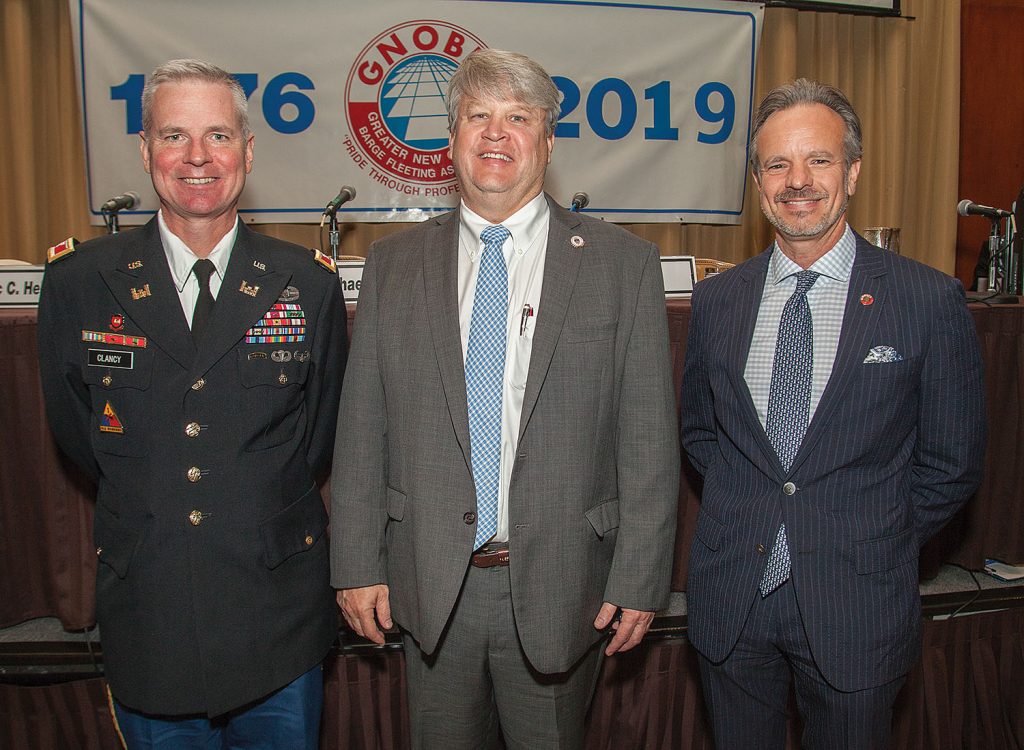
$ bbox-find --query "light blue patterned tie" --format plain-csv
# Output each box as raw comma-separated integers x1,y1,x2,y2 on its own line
760,270,819,596
466,225,511,549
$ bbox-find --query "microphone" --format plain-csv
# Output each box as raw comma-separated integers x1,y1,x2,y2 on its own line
957,199,1011,220
570,192,589,212
101,191,140,212
324,186,357,216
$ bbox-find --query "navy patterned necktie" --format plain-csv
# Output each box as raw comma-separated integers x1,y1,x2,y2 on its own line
466,225,511,549
760,269,819,596
191,259,217,344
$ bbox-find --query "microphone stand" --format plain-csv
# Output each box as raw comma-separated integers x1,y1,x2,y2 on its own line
985,216,1018,295
101,209,121,235
325,207,341,264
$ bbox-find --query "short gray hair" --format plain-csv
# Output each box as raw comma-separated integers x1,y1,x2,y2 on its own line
749,78,862,173
141,59,250,136
446,49,562,136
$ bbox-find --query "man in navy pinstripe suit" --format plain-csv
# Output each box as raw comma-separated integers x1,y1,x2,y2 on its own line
681,79,986,748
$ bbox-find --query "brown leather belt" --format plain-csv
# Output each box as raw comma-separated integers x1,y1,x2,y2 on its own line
470,542,509,568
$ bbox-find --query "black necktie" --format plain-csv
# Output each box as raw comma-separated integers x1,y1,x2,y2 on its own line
191,259,216,344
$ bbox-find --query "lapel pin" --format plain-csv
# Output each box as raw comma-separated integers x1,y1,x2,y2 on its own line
239,281,260,297
271,349,292,363
278,285,300,303
570,235,585,248
253,260,267,272
128,260,143,270
110,314,124,331
130,284,151,300
860,293,874,306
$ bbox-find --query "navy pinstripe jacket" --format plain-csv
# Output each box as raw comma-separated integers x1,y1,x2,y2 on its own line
681,235,986,692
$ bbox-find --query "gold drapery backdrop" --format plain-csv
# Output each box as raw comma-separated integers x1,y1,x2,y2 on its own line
0,0,958,272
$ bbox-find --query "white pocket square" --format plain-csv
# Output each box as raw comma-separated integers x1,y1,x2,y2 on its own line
863,345,903,364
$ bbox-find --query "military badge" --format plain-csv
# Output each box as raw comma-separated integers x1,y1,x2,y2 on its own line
245,302,306,344
99,401,124,434
313,249,337,274
46,237,78,264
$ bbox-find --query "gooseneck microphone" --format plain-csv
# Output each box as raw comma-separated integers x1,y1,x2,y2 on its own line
101,192,140,213
957,199,1012,220
570,192,590,212
324,186,357,216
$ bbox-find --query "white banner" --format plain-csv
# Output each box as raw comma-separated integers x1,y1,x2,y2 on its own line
69,0,763,224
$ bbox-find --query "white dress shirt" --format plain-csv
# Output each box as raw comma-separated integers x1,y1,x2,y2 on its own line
458,193,550,544
157,210,239,328
744,224,857,428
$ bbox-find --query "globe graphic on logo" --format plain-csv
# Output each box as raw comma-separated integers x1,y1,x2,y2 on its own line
380,54,457,151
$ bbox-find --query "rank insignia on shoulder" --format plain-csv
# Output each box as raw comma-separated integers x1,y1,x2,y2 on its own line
47,237,78,264
312,249,337,274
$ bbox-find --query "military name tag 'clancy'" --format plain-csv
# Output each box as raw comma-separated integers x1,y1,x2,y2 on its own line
88,348,134,369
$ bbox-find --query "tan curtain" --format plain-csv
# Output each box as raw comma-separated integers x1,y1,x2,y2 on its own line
0,0,958,273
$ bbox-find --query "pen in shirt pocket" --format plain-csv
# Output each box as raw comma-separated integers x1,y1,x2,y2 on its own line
519,303,534,336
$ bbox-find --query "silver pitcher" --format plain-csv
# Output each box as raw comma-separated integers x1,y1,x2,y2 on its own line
863,227,900,254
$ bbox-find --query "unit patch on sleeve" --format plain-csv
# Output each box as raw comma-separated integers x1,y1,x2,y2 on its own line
99,402,124,433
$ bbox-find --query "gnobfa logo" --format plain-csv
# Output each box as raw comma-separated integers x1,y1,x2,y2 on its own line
345,21,486,193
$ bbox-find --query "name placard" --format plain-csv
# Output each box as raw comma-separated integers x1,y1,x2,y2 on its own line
660,256,697,298
337,261,365,304
0,266,45,307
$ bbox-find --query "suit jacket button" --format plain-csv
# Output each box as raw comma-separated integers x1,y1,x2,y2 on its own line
187,466,202,482
192,378,206,391
101,375,113,387
188,510,203,526
782,482,796,495
305,534,314,546
756,543,766,554
463,512,476,525
185,422,201,438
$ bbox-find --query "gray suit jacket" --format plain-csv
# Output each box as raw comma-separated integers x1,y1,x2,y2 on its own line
330,195,679,672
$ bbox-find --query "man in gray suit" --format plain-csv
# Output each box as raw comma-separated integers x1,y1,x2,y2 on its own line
330,49,678,748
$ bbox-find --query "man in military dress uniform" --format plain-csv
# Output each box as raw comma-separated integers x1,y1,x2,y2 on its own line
37,59,347,748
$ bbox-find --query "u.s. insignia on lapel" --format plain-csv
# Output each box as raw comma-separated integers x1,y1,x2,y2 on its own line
130,284,151,300
128,260,143,270
253,260,267,272
239,280,260,297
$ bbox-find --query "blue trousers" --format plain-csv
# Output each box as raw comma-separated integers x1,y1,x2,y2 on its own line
109,664,323,750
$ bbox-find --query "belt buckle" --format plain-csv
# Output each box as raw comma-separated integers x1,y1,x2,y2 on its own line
471,543,509,568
